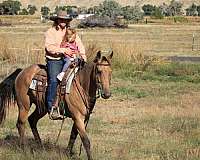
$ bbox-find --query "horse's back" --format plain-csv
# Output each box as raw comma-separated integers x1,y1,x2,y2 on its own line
15,64,45,90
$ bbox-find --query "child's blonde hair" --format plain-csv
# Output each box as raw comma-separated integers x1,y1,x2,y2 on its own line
62,28,76,43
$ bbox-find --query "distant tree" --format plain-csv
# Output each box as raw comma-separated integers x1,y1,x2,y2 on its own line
79,6,87,14
168,0,183,16
0,3,4,15
27,5,37,15
97,0,122,18
66,6,73,13
60,5,78,16
159,3,171,16
151,7,164,19
93,6,100,15
142,4,156,16
41,6,50,16
19,8,28,15
54,6,65,14
1,0,21,15
70,6,78,17
87,7,94,14
122,5,143,21
159,1,183,16
186,3,198,16
196,5,200,16
51,5,78,17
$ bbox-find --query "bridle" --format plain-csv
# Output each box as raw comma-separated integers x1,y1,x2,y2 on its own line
95,62,111,99
73,62,111,107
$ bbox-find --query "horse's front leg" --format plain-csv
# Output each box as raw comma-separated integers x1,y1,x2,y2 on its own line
74,118,92,160
66,122,79,156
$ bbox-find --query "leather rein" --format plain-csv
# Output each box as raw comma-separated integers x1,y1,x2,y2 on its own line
74,62,111,114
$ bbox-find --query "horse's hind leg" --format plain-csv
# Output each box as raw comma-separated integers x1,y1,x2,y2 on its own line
16,95,30,146
28,106,47,144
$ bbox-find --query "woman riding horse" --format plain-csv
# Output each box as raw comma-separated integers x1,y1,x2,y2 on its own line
0,50,113,160
45,10,86,119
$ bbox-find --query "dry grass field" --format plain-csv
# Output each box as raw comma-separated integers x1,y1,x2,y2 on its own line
1,16,200,160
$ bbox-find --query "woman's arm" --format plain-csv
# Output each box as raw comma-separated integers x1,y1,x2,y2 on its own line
45,29,69,57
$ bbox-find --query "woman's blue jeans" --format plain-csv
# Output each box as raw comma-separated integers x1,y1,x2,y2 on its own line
46,59,64,112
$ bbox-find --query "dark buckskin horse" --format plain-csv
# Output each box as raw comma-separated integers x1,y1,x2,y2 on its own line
0,51,113,160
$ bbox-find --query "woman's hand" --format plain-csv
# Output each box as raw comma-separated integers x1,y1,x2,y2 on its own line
64,48,73,57
64,48,79,57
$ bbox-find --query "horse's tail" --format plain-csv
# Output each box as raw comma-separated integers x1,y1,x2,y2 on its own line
0,68,22,125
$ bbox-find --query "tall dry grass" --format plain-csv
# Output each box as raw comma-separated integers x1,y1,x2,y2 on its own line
0,35,46,79
108,41,164,72
0,33,163,77
84,40,159,72
85,42,101,62
0,35,45,62
0,15,41,25
0,35,14,62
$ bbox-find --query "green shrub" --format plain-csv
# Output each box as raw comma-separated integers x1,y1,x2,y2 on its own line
172,16,188,23
142,62,200,83
151,8,164,19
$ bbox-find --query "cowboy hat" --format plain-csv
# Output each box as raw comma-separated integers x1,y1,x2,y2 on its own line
50,10,72,21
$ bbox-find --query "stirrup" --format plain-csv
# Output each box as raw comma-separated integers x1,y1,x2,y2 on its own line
49,106,63,120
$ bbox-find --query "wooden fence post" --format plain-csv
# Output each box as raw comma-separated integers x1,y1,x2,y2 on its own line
192,33,195,51
27,45,30,66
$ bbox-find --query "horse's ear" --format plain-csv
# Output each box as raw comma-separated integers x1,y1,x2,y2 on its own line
107,51,113,60
93,51,101,63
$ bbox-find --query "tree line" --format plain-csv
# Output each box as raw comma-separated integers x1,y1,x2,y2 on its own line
0,0,200,20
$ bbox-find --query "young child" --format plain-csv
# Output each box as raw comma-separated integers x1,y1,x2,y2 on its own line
57,28,80,81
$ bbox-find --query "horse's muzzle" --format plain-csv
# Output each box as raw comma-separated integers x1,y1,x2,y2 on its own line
101,92,111,99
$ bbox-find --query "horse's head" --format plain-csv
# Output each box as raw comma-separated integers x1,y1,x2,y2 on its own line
94,51,113,99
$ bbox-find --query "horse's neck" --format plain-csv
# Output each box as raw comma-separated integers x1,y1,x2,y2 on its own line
78,62,97,98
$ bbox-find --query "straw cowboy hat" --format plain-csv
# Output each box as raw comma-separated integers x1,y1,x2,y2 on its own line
50,10,73,21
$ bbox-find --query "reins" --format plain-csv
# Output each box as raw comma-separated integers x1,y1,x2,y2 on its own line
55,67,77,145
76,63,108,156
55,62,111,153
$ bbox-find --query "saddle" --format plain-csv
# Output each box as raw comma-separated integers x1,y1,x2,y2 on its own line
29,64,79,117
30,65,77,94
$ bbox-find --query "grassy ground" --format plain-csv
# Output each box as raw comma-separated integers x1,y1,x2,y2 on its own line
1,62,200,160
1,19,200,159
1,67,200,160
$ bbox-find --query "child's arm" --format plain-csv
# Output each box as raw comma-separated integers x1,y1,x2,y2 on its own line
75,35,87,62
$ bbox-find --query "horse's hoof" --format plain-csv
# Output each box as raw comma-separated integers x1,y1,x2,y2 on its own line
66,148,75,157
38,143,45,150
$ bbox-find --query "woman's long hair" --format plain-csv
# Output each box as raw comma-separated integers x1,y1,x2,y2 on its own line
52,20,60,30
52,19,70,31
